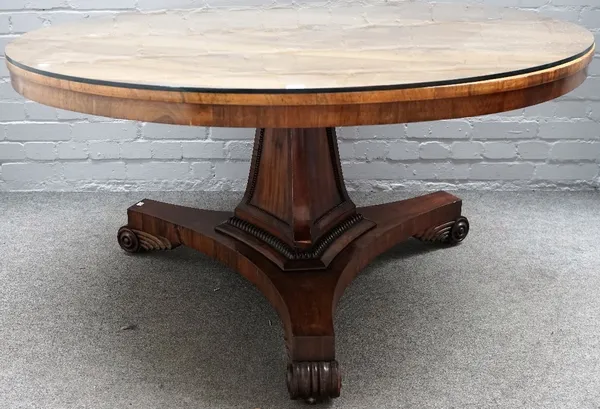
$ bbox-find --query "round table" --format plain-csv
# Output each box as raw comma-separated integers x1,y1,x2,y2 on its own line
5,3,594,401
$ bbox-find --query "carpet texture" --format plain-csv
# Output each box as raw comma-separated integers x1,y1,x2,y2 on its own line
1,191,599,409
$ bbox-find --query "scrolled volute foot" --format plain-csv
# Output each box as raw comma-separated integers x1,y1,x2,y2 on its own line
414,216,469,245
117,226,174,253
287,360,341,402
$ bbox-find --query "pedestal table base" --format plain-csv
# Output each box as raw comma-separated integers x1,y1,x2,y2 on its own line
117,127,469,401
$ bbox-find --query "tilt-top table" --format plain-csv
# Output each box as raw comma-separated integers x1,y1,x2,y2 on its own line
5,3,594,401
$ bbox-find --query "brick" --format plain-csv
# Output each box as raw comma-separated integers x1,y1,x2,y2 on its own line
72,122,136,141
138,0,204,10
550,0,593,5
388,141,419,160
535,164,599,180
553,101,589,119
0,14,8,33
0,142,24,160
522,101,554,118
406,123,430,139
120,141,151,159
408,163,470,180
5,123,70,141
182,141,225,159
537,7,580,24
451,142,483,160
590,57,600,77
0,35,16,55
0,81,22,101
24,142,56,160
590,102,600,122
354,141,388,160
419,142,450,159
10,13,47,33
46,11,117,25
432,2,505,19
150,141,182,159
337,127,359,140
517,141,551,160
518,0,548,7
63,161,126,180
550,142,600,161
0,102,26,120
142,123,202,140
471,121,537,139
0,58,8,77
126,162,189,180
19,0,68,8
88,141,119,160
225,141,253,160
69,0,136,9
483,142,517,160
563,78,600,100
57,109,90,120
1,162,58,181
580,9,600,30
208,0,278,7
343,162,405,180
337,142,354,160
357,125,403,140
407,120,470,140
476,0,518,5
25,103,58,120
538,121,599,140
470,163,535,180
57,142,88,159
191,161,212,178
214,161,250,179
209,127,252,140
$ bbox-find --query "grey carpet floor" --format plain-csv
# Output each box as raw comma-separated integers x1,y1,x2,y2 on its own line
1,191,599,409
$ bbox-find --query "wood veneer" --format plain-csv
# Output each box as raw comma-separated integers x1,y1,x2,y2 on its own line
4,4,594,91
4,47,593,128
4,3,595,127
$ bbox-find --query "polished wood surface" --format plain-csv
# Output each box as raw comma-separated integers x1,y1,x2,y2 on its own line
5,3,595,127
8,60,592,127
5,4,594,91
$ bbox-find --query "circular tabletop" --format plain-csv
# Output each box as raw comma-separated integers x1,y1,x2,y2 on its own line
5,3,595,128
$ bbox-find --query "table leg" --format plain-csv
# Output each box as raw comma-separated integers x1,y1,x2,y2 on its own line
116,127,469,401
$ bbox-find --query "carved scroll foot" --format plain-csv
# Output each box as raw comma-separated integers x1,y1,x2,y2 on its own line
413,216,470,245
287,361,341,402
117,226,176,253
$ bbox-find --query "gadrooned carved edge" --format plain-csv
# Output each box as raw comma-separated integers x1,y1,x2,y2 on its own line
225,213,365,260
118,226,173,253
287,361,341,401
414,216,470,245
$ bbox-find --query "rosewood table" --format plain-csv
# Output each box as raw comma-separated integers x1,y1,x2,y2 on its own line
5,3,594,401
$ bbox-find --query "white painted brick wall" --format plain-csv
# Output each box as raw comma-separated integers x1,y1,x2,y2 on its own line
0,0,599,191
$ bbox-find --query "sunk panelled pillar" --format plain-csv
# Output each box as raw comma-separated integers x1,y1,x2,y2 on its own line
216,128,375,271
